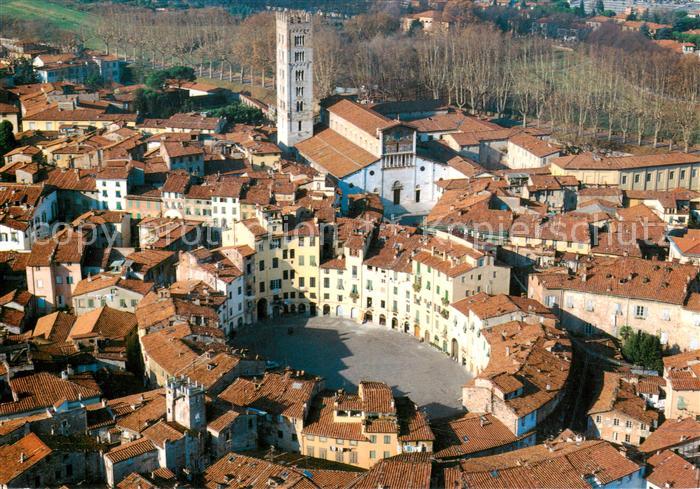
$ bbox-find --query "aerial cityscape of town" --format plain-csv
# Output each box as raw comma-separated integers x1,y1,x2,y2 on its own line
0,0,698,487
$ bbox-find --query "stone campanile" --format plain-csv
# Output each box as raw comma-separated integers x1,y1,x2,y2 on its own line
276,10,313,150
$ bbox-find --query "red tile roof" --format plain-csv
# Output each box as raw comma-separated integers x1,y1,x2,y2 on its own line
0,433,52,485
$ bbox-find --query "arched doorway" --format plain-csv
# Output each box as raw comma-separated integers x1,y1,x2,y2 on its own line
336,305,345,316
290,304,297,313
299,303,306,314
364,312,373,323
257,299,268,320
309,303,316,316
404,322,410,333
350,307,358,319
391,317,398,329
414,324,420,337
451,338,459,360
323,305,331,315
392,181,403,205
283,304,289,314
424,330,430,343
272,305,280,318
379,315,386,326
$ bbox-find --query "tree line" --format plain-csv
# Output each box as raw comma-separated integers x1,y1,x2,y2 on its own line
93,6,699,150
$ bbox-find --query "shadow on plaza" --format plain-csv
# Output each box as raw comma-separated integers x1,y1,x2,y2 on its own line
232,316,466,419
233,316,356,389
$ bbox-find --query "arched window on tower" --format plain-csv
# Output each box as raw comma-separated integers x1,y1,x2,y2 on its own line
296,101,304,112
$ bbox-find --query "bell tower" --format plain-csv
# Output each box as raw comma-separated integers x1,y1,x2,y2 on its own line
276,11,313,150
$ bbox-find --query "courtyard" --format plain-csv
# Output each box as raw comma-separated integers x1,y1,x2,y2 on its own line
234,316,472,419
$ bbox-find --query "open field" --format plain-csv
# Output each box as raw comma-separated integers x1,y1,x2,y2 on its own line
0,0,92,33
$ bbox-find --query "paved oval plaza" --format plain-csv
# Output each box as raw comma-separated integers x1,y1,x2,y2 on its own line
234,316,472,419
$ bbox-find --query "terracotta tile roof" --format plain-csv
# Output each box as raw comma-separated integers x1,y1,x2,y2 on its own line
204,453,318,489
68,306,137,340
646,450,700,489
451,293,552,321
4,145,40,157
359,381,395,414
553,151,700,171
472,321,571,417
409,112,497,134
301,392,367,441
510,133,561,157
72,273,153,298
174,351,243,390
104,438,157,464
327,99,392,136
670,229,700,257
219,370,320,420
296,127,378,179
111,390,165,432
302,469,359,489
162,171,191,193
27,229,86,267
639,418,700,454
445,440,640,489
45,167,96,192
510,213,590,244
363,225,422,274
0,433,52,485
588,372,659,425
534,256,698,306
348,453,432,489
663,349,700,391
142,419,186,448
434,413,519,458
116,472,156,489
0,250,29,273
126,249,175,275
396,397,434,442
162,141,204,158
0,371,101,417
207,409,242,433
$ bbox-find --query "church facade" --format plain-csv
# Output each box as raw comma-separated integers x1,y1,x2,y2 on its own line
276,13,473,217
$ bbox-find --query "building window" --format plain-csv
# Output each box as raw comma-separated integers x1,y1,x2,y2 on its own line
383,435,391,444
369,450,376,459
624,434,631,443
625,420,632,428
613,432,618,441
613,418,619,426
634,305,647,319
349,451,357,464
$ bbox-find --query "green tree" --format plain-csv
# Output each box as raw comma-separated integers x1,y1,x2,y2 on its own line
622,329,664,372
84,71,103,91
639,23,651,38
0,121,17,156
145,65,196,90
576,0,586,16
595,0,605,14
208,102,264,124
10,57,37,85
145,70,168,91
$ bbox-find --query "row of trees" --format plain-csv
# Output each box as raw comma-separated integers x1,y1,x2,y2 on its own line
93,7,699,149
